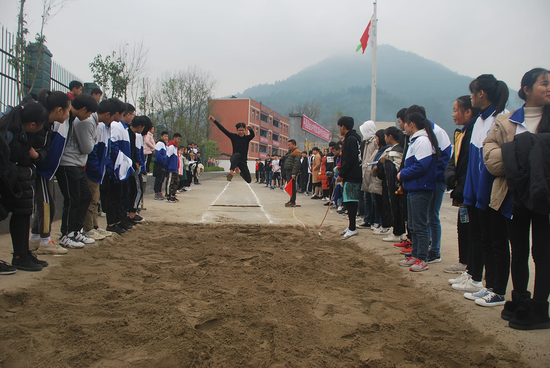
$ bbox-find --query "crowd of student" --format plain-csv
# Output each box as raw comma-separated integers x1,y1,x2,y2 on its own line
0,81,203,274
254,69,550,331
1,68,549,331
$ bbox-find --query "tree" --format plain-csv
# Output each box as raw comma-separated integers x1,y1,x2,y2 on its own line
202,139,220,163
329,109,344,142
117,40,149,104
89,53,128,99
152,66,218,145
288,100,322,121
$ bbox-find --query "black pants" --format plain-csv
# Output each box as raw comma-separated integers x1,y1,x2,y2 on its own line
285,169,296,203
457,209,470,265
31,175,55,238
479,207,509,295
100,176,122,226
508,207,550,302
127,173,143,213
56,166,91,235
466,206,486,283
375,192,392,228
391,192,406,236
11,213,30,257
230,153,251,183
153,162,165,194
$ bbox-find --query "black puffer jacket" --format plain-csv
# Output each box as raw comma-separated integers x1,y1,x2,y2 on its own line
1,124,36,215
340,129,362,183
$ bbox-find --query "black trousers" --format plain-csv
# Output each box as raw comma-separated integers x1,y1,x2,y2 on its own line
100,176,122,226
153,162,165,194
285,169,296,203
375,191,393,229
11,213,31,257
480,207,509,295
507,207,550,302
56,166,91,235
230,153,251,183
127,173,143,213
457,209,470,265
466,206,486,283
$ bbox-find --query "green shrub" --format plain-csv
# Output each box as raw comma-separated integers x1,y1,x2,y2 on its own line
204,166,224,172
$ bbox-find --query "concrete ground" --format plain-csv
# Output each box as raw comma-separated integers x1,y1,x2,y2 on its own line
0,172,548,366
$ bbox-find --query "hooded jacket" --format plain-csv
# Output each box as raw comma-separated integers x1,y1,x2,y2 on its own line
340,129,362,183
359,120,377,191
400,129,437,192
165,140,179,173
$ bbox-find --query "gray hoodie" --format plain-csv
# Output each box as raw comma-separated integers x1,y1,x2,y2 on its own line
59,113,97,167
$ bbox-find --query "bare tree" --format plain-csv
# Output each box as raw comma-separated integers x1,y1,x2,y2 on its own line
117,39,149,103
152,66,218,144
288,100,322,121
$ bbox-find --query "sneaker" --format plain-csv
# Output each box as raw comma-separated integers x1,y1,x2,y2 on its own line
96,228,113,237
341,229,358,240
29,237,40,252
28,252,48,267
382,234,405,242
36,239,68,255
394,239,412,248
448,271,470,285
373,227,392,235
358,222,371,228
475,292,506,307
154,193,164,200
227,173,233,181
427,252,442,264
167,198,177,203
444,263,467,274
400,245,413,254
371,224,381,231
464,287,492,301
11,253,43,271
287,203,301,207
340,228,349,235
452,277,483,292
74,231,96,244
59,234,85,249
270,187,275,190
132,214,144,222
119,221,134,230
399,257,417,267
410,259,429,272
84,229,105,240
0,260,17,275
106,224,126,235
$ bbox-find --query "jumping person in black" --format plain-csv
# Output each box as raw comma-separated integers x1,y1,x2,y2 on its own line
209,115,255,183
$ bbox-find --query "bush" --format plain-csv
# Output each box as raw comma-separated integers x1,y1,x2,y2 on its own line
204,166,224,172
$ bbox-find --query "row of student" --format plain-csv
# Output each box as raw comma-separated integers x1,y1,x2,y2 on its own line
0,86,155,273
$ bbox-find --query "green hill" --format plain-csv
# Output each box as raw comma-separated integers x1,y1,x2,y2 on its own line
236,45,521,138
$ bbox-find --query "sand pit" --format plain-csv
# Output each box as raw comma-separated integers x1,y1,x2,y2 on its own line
0,223,521,367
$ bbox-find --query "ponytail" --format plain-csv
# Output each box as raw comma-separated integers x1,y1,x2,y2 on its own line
37,88,71,113
456,95,480,118
384,126,404,148
469,74,509,115
406,112,441,162
0,100,48,134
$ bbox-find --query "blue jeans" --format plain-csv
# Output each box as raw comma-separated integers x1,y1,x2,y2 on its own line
408,190,434,261
265,171,273,186
428,181,446,257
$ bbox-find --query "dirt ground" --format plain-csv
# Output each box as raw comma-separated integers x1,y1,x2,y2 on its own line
0,173,548,367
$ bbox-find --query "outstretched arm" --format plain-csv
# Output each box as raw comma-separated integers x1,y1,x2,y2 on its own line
209,115,231,138
247,126,255,139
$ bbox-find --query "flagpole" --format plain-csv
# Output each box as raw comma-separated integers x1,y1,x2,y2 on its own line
371,0,377,123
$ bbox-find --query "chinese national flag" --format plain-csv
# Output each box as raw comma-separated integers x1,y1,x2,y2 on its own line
284,178,294,197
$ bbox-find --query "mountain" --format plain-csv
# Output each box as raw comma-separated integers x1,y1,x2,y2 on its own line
236,45,521,138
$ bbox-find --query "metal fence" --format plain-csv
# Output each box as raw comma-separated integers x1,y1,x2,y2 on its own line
0,24,81,110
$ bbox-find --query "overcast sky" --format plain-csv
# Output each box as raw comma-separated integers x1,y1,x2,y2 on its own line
1,0,548,98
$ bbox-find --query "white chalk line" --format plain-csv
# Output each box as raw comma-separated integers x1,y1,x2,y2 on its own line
247,183,274,224
200,181,232,223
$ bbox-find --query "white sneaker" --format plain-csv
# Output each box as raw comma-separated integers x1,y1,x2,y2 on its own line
464,287,491,301
36,239,68,255
373,227,392,235
448,271,469,285
399,256,417,267
341,229,358,240
444,262,467,274
371,224,381,231
452,277,483,292
73,231,95,244
60,234,85,249
382,234,406,242
96,228,113,237
84,229,105,240
340,227,349,235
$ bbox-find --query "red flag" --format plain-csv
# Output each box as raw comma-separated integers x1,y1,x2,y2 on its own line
357,15,374,54
284,178,294,197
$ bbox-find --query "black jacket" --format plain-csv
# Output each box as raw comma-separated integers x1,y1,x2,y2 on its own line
445,119,475,204
339,129,362,183
213,120,254,160
502,132,550,214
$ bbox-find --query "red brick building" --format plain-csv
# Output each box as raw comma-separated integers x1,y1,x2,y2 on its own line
209,98,290,170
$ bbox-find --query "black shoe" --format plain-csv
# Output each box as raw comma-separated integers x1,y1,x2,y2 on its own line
106,224,126,235
28,251,48,267
11,253,43,272
132,214,143,222
0,260,17,275
324,202,331,206
119,220,133,230
358,222,371,228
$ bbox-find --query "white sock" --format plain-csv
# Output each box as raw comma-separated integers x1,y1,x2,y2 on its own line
40,237,51,245
30,233,40,242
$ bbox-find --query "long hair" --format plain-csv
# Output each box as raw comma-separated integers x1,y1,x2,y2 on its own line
0,100,48,134
406,112,441,162
518,68,550,133
384,126,404,147
469,74,509,115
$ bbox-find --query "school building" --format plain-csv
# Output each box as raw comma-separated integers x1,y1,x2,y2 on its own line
209,98,290,171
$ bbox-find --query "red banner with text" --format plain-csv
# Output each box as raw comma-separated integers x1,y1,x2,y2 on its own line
301,115,330,141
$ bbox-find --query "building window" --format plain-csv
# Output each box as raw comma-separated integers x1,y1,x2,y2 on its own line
260,129,268,138
272,133,279,142
273,119,279,128
260,113,268,123
259,144,267,154
272,148,278,156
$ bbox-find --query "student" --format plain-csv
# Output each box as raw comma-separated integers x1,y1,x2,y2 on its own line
310,147,322,199
337,117,362,240
126,116,147,221
452,75,509,299
66,80,83,102
91,88,103,102
177,146,187,191
264,154,272,187
394,108,413,250
444,96,479,274
165,133,182,202
83,99,118,240
0,100,49,271
143,125,155,173
483,68,550,328
31,90,71,255
56,93,98,248
359,120,378,228
299,151,308,192
153,131,169,200
397,112,439,272
370,129,392,235
209,115,255,183
271,154,280,189
376,126,405,242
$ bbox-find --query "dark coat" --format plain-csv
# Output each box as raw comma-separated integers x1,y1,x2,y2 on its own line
340,129,362,183
445,119,474,204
